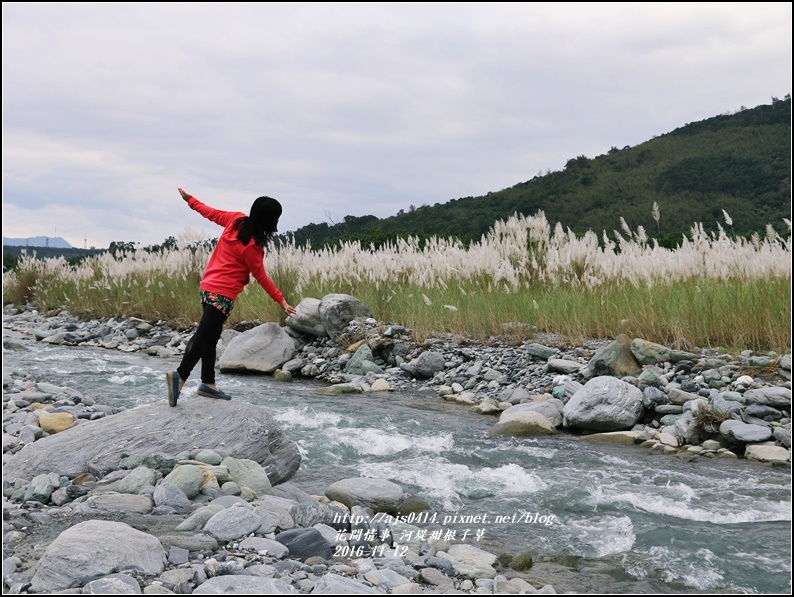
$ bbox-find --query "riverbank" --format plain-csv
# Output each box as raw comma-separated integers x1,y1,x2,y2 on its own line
2,300,791,594
4,298,791,465
3,303,566,594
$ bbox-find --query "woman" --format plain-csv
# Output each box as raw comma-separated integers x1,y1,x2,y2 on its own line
167,188,297,406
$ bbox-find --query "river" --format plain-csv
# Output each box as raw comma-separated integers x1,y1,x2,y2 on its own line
2,329,791,594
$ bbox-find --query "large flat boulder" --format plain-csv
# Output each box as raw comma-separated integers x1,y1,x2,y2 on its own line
3,399,301,484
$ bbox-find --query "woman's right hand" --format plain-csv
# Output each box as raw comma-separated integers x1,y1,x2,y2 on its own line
178,188,190,201
280,300,297,317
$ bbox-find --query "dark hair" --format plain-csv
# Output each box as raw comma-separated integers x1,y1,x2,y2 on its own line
233,196,282,247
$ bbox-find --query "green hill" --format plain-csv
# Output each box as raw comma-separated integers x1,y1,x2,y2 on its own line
289,96,791,249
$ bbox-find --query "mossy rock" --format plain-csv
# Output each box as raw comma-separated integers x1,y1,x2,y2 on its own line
510,552,534,571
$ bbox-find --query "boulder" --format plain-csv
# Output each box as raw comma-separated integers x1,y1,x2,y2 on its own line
489,406,558,436
318,294,372,341
325,477,404,513
285,297,327,337
219,322,296,374
587,334,642,378
3,400,301,484
563,376,644,431
30,520,165,593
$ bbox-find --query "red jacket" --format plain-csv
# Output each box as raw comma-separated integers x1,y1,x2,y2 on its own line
187,195,284,304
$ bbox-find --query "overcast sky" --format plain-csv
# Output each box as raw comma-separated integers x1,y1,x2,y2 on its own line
2,2,791,249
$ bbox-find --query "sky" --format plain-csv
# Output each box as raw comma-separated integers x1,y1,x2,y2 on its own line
2,2,791,250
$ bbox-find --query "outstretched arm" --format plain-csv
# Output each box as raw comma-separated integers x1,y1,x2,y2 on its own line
178,187,239,228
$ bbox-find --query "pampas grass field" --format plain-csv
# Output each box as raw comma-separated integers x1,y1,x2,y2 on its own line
3,211,791,354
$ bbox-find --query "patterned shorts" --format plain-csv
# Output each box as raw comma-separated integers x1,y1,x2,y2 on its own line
200,290,234,317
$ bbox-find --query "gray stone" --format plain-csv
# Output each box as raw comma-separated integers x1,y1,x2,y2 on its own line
3,400,301,486
285,297,328,337
667,388,700,405
524,343,557,359
222,457,273,497
587,334,642,378
193,576,296,594
274,527,332,560
345,344,384,375
563,376,644,431
239,536,290,558
743,387,791,408
630,339,698,364
438,543,497,579
413,352,446,378
81,573,142,594
194,449,223,465
773,427,791,448
546,359,583,374
581,431,638,445
72,493,154,515
163,464,205,499
30,520,165,593
204,506,264,542
175,506,226,532
325,477,405,513
158,534,219,552
489,409,557,436
318,294,372,341
723,422,774,444
153,482,193,512
311,574,382,594
118,466,159,494
218,322,296,374
745,444,791,464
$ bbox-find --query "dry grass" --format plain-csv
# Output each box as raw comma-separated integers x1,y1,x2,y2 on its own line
4,212,790,353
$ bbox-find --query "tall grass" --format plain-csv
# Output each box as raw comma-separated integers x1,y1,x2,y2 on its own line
3,212,790,353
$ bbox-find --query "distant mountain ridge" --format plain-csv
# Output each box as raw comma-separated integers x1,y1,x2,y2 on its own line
3,236,72,249
288,96,791,249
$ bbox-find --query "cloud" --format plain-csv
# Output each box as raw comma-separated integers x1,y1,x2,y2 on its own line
2,2,791,248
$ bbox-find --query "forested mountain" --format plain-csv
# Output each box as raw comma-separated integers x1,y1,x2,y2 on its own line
289,96,791,249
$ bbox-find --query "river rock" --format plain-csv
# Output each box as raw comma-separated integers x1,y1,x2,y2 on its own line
3,400,301,485
631,339,698,364
118,466,160,494
311,574,382,594
722,422,774,444
163,464,205,498
546,358,583,374
587,334,642,378
412,351,447,378
325,477,405,513
218,322,296,374
193,575,296,594
524,343,558,359
318,294,372,341
221,457,273,496
203,506,264,541
744,444,791,464
30,520,166,593
285,297,328,337
438,543,497,579
274,527,333,560
581,431,639,445
488,407,557,436
37,412,75,434
742,387,791,408
563,376,644,431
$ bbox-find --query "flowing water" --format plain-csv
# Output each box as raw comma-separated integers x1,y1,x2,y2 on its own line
2,330,791,594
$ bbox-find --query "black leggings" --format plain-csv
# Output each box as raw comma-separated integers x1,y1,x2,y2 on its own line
177,303,228,385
